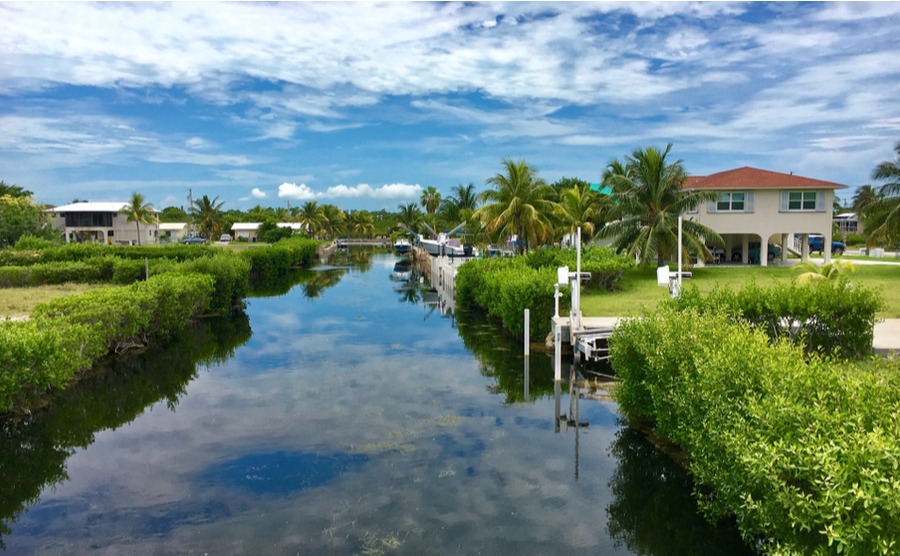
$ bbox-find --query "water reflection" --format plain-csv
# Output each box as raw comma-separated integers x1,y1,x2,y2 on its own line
0,314,251,547
606,427,753,555
249,268,347,299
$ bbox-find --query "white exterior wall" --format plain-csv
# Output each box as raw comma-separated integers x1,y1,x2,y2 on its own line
690,188,836,265
54,213,160,245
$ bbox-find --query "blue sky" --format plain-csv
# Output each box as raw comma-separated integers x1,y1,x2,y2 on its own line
2,2,899,212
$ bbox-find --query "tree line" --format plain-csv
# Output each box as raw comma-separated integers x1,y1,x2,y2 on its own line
3,140,899,261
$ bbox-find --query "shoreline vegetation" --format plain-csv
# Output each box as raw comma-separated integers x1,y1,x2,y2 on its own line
0,238,320,415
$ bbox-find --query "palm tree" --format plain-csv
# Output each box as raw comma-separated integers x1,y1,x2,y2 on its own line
298,201,325,238
851,185,877,213
473,159,560,254
559,181,607,241
321,204,346,240
346,210,375,238
124,192,157,246
792,260,856,284
420,186,442,215
864,141,900,249
396,202,423,233
440,183,479,225
598,144,721,267
192,194,225,241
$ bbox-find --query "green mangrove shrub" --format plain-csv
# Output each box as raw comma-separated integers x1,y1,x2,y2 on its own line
240,237,320,277
159,253,250,314
456,257,566,341
668,280,882,359
0,261,105,287
523,245,634,290
1,273,215,412
609,308,900,555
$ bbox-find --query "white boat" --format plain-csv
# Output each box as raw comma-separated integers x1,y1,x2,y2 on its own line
418,234,466,257
393,238,412,254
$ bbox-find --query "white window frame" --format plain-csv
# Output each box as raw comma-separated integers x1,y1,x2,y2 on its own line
788,191,817,211
716,192,746,212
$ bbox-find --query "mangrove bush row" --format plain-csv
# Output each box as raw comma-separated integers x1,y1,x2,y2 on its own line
669,280,883,359
456,246,632,341
609,307,900,555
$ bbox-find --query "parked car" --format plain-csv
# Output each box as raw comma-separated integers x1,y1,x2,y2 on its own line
219,234,232,243
808,235,845,255
731,242,781,264
181,235,206,244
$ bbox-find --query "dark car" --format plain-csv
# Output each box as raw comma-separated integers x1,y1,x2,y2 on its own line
182,235,206,244
808,236,845,255
731,242,781,264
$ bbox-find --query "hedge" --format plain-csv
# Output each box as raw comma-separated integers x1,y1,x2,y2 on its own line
0,273,215,412
0,243,219,267
609,308,900,555
668,280,882,359
239,237,320,277
456,257,566,341
523,245,634,290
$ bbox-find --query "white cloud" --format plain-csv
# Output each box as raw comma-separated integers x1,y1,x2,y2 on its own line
323,183,422,199
278,182,318,201
185,137,209,149
251,187,267,199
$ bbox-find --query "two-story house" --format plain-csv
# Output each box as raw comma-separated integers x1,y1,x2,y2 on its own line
49,201,160,245
683,167,846,266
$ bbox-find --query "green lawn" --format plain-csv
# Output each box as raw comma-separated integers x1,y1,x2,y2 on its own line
0,283,110,320
582,264,900,318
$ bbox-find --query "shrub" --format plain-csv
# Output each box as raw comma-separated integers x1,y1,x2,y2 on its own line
160,253,250,314
0,321,81,412
240,237,319,277
610,308,900,554
523,245,634,290
12,234,60,251
0,261,104,287
456,257,568,341
668,280,882,359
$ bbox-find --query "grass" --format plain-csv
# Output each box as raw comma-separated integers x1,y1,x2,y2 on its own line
0,283,110,320
582,264,900,318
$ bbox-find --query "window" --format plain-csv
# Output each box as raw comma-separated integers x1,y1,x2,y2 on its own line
716,192,745,211
788,191,816,211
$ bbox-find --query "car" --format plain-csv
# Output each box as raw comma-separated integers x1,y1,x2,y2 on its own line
731,242,782,264
181,235,206,244
808,235,845,255
219,234,232,243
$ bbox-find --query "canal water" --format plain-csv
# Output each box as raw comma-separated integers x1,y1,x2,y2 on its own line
1,249,751,554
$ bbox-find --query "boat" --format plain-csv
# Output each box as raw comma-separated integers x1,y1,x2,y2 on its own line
418,233,467,257
393,237,412,254
391,259,412,281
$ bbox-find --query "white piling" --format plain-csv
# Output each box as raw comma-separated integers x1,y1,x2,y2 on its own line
554,322,562,381
524,309,530,356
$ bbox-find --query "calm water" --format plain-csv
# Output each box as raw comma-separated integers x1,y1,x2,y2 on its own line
1,249,751,554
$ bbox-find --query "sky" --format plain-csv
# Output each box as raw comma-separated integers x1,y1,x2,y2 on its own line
2,2,899,212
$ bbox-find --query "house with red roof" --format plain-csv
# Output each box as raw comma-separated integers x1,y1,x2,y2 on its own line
683,167,846,266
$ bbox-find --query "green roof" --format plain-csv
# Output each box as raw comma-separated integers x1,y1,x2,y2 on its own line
589,183,613,195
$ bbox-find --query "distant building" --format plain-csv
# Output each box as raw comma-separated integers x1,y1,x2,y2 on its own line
48,201,160,245
834,212,863,235
231,222,262,241
159,222,189,243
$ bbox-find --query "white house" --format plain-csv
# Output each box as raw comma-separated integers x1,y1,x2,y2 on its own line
159,222,189,243
48,201,160,245
231,222,262,241
684,167,846,266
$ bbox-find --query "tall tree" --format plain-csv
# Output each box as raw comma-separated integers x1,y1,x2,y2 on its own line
864,141,900,248
598,144,721,267
321,204,346,240
346,210,375,238
851,184,877,213
396,202,423,233
473,159,560,254
298,201,325,238
0,181,33,198
559,181,607,240
420,186,442,215
124,192,157,246
192,195,225,241
0,195,56,247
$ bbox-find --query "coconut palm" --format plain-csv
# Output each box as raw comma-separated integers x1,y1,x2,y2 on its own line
864,141,900,248
396,202,423,233
298,201,326,238
420,186,442,215
124,192,157,246
852,185,877,213
192,194,225,241
559,181,607,240
473,159,560,254
792,260,856,284
440,183,480,226
598,144,721,267
321,204,346,240
346,210,375,238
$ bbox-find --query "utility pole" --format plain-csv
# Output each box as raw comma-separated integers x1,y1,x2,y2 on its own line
188,188,194,235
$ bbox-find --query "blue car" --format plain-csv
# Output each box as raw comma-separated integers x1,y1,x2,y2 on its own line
808,236,845,255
